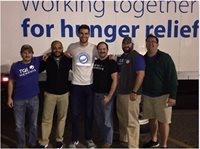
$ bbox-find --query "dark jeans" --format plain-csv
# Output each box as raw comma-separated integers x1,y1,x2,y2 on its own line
94,93,114,145
13,96,39,148
70,84,94,141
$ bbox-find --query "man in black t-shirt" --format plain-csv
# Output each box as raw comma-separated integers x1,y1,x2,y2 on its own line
93,42,118,148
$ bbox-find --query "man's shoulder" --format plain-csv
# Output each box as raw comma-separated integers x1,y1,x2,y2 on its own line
157,50,171,60
131,50,143,57
88,42,97,50
108,58,117,64
11,61,20,68
67,42,79,49
88,42,96,46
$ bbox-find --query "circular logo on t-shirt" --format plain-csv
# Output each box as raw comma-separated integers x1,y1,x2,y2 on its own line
79,55,88,64
126,60,130,64
78,52,90,64
29,65,35,70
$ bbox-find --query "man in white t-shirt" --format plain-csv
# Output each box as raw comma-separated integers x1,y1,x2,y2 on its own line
66,25,98,148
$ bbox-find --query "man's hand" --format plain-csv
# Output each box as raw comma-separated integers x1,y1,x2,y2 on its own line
166,98,176,107
7,98,14,108
42,54,49,61
130,93,137,101
64,51,72,58
108,54,117,61
103,95,111,104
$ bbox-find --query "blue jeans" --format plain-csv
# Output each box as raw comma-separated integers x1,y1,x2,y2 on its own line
94,93,114,145
13,96,39,148
70,84,94,141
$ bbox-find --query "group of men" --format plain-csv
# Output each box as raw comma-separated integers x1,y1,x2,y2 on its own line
7,24,177,148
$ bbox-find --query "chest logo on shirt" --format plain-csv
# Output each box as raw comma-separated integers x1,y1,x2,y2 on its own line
19,65,36,77
29,65,35,69
77,52,90,64
93,64,104,71
126,60,130,64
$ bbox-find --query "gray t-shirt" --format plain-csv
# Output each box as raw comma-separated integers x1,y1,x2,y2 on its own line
67,42,98,85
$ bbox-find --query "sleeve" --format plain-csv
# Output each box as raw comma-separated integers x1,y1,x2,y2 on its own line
110,60,118,74
134,55,145,71
39,59,47,73
93,45,99,58
66,43,73,54
37,56,43,62
68,57,72,70
166,56,178,99
9,63,16,80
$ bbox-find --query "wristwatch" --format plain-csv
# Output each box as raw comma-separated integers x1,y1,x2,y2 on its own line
131,90,137,94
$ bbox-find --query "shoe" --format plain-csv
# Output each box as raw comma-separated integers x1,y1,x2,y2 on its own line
86,139,96,148
101,143,111,148
56,141,63,149
37,144,48,148
28,144,38,148
143,140,160,148
119,141,128,147
69,140,79,148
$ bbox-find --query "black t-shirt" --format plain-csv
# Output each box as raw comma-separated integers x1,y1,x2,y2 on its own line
93,57,118,93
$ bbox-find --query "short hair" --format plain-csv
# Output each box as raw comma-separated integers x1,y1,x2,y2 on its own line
146,34,159,44
122,36,133,44
20,44,33,54
97,41,109,49
51,40,63,49
78,24,90,33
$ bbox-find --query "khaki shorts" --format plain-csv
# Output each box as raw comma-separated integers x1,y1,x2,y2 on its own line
142,94,172,124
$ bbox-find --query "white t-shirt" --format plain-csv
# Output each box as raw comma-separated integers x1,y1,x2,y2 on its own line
67,42,98,85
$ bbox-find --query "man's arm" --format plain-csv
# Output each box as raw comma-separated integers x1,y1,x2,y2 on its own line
132,70,145,93
7,79,14,108
104,72,118,104
130,70,145,101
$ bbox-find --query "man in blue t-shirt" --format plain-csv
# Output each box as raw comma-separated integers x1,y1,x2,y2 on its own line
116,37,145,148
7,44,42,148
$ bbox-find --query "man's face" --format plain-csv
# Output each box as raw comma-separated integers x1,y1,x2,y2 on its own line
52,42,63,57
21,50,33,63
122,42,133,53
97,43,108,59
78,29,90,44
146,37,159,53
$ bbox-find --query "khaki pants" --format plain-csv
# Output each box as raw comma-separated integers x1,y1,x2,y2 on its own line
116,94,141,148
39,92,69,145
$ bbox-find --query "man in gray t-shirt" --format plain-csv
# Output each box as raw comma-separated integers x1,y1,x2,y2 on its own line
66,25,97,148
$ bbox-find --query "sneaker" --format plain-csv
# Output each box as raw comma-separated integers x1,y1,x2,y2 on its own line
37,144,48,148
28,144,38,148
86,140,96,148
69,140,79,148
101,143,111,148
143,140,160,148
56,141,63,149
119,141,128,147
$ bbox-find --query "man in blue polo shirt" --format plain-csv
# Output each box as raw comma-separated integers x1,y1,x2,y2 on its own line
116,36,145,148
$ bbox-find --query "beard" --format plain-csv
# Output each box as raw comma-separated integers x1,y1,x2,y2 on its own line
99,52,107,58
52,51,63,57
123,44,133,53
123,48,132,53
